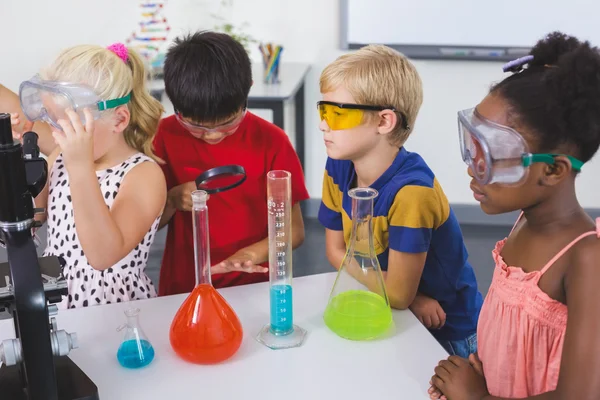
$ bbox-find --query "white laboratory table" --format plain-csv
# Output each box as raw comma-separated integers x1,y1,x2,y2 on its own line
0,272,448,399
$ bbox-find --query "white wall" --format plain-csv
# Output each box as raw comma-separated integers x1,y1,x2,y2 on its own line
1,0,598,208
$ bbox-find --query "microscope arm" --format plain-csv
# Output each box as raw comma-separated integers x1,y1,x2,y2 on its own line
23,131,48,199
0,114,58,399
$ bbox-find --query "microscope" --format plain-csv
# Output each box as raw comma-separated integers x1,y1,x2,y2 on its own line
0,113,99,399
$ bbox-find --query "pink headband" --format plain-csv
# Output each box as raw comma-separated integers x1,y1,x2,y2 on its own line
107,43,129,63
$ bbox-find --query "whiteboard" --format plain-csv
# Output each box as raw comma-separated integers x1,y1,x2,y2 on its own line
341,0,600,60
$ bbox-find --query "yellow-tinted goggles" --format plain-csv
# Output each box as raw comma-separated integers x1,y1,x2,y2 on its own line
317,101,408,131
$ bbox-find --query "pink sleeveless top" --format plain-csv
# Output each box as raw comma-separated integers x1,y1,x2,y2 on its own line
477,216,600,397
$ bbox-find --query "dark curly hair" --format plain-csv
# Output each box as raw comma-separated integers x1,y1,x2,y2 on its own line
163,31,251,124
491,31,600,163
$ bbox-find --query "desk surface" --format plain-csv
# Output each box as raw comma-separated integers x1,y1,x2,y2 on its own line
0,272,447,399
149,63,310,102
248,63,310,101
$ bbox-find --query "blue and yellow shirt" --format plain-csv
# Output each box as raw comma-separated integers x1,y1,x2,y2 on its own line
318,147,482,341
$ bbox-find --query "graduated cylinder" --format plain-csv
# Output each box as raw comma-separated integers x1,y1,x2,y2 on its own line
267,170,294,334
256,170,307,350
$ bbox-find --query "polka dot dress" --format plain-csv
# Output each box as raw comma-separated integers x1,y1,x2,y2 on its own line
42,153,160,309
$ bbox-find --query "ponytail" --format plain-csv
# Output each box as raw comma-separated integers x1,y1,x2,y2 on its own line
123,49,164,162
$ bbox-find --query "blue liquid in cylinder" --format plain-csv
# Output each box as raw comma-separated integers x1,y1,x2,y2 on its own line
117,339,155,368
270,284,293,334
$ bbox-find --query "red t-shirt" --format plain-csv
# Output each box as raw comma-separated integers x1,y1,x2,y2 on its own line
153,112,310,295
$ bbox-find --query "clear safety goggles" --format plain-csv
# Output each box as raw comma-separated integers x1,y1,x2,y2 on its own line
175,108,246,139
458,107,584,185
19,75,131,130
317,101,409,131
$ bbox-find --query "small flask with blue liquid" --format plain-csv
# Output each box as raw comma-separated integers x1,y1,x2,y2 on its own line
116,308,155,369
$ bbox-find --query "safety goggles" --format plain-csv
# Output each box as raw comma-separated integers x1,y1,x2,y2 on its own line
317,101,409,131
19,75,130,130
175,108,246,139
458,107,584,185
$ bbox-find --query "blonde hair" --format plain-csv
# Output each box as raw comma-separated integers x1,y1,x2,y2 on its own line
42,44,164,161
320,45,423,145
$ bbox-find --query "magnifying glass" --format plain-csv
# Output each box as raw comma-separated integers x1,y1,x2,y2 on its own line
195,165,247,194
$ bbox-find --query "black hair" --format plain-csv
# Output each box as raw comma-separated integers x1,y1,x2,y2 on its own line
163,30,252,123
491,31,600,163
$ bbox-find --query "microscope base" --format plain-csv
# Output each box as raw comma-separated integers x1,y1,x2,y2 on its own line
0,355,99,400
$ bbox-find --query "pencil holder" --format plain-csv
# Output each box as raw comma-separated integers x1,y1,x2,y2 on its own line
260,43,283,84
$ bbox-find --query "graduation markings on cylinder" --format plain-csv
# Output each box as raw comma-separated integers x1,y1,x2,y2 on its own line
268,198,293,334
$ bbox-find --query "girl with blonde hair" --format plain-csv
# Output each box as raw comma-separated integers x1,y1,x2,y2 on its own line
19,43,166,308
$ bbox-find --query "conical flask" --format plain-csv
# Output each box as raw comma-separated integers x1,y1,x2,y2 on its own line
116,308,155,368
323,187,393,340
169,190,243,364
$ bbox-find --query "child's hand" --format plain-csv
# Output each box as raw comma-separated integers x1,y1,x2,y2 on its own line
469,352,484,376
53,108,94,172
428,353,482,399
212,250,268,275
9,112,34,141
410,293,446,329
428,380,446,400
431,356,489,400
167,182,197,212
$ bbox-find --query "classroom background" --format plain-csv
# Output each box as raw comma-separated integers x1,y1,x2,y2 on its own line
1,0,599,296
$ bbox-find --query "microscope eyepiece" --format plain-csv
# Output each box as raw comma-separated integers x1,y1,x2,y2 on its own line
0,113,13,146
23,132,40,159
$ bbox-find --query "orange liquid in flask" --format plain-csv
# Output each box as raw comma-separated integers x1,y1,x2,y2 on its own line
169,190,244,364
170,283,243,364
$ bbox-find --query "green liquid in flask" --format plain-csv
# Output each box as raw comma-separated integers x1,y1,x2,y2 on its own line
324,187,393,341
324,290,393,341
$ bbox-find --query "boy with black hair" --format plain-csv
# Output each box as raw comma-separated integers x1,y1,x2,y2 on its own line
154,31,309,295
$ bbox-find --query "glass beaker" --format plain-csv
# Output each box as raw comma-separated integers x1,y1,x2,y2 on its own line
256,170,307,349
116,308,155,368
323,187,393,341
169,190,243,364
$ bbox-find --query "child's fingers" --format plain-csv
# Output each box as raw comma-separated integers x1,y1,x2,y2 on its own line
23,119,34,132
52,130,67,148
83,108,94,134
433,364,452,382
428,388,441,399
436,307,446,328
431,374,445,390
423,315,433,328
210,263,226,275
429,382,446,400
431,313,441,329
212,260,237,274
10,113,22,139
428,383,446,400
253,265,268,273
239,261,267,273
449,355,468,363
65,108,85,136
57,119,76,139
179,195,193,212
469,352,484,376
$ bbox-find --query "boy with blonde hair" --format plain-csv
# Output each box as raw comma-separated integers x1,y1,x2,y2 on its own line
318,45,482,356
